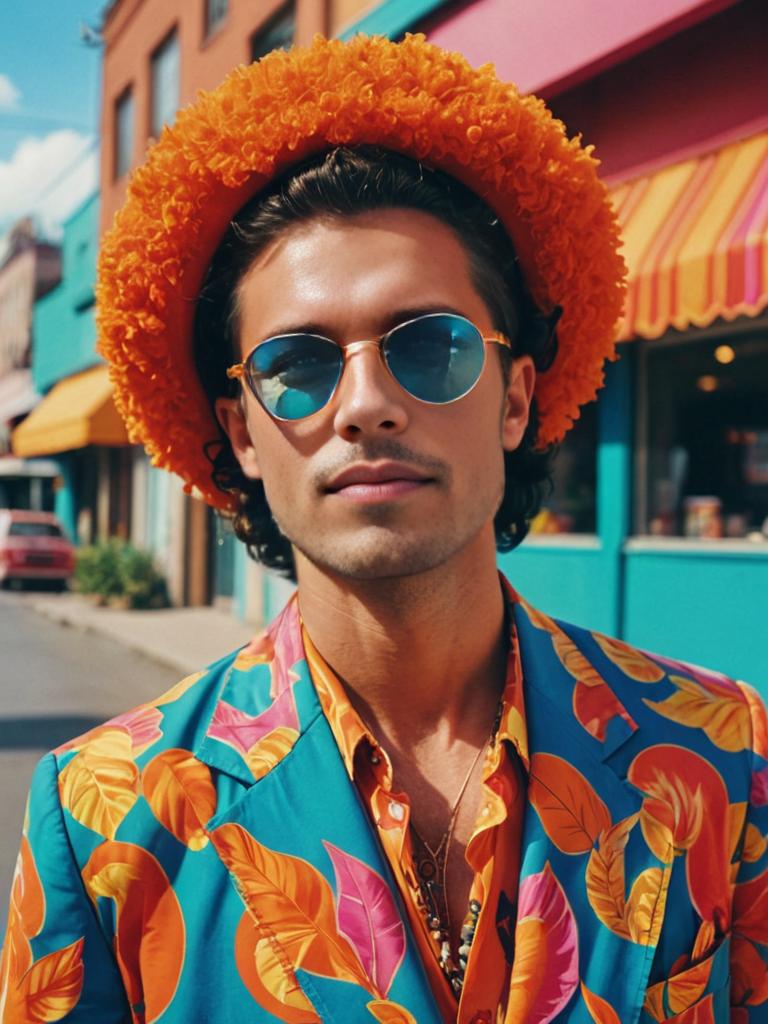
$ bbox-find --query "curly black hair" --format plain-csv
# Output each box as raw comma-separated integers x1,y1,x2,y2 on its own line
194,146,560,580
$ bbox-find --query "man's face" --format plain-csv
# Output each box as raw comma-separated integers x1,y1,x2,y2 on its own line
217,208,534,581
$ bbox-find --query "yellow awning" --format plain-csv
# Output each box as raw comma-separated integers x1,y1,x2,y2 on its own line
12,364,129,457
612,131,768,340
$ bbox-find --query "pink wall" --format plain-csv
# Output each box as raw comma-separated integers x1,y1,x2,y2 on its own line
548,0,768,182
424,0,735,94
426,0,767,183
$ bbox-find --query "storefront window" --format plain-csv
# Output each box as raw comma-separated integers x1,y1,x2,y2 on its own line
529,401,597,535
640,329,768,541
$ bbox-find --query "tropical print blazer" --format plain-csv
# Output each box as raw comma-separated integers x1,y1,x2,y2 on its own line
2,586,767,1024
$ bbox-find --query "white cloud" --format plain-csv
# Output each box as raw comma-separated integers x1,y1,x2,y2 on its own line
0,73,21,108
0,130,99,238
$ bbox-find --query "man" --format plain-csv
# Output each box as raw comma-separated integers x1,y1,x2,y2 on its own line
2,34,766,1024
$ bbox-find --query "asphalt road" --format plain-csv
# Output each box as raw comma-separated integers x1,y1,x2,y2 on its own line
0,590,178,932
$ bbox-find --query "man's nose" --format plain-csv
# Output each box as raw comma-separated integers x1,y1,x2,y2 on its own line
331,342,409,439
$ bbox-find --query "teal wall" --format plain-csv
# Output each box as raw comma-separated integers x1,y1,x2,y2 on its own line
33,193,100,393
624,546,767,691
53,456,77,543
499,355,633,636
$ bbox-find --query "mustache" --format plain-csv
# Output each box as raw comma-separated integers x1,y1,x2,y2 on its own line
312,440,450,490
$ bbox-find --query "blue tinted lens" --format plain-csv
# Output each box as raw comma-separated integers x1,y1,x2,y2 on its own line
247,334,342,420
383,314,485,403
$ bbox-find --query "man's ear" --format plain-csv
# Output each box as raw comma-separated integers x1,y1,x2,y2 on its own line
501,355,536,452
215,397,262,479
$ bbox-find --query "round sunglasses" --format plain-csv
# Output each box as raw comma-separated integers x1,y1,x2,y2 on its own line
226,313,511,421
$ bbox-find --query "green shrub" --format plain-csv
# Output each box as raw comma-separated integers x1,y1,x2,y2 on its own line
74,539,124,599
74,539,169,609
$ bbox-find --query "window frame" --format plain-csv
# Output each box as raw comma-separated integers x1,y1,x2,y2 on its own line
113,85,135,181
203,0,228,41
250,1,296,63
149,26,180,139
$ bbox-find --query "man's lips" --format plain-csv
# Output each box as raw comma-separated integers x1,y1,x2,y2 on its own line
324,462,434,499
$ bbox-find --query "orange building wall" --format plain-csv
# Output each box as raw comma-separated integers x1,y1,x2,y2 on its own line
99,0,371,234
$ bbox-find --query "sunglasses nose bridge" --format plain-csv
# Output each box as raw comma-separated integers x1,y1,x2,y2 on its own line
341,338,382,359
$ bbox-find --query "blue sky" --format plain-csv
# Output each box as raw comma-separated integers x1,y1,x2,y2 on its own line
0,0,106,237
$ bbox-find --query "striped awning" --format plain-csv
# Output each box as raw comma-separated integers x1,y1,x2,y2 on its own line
612,131,768,340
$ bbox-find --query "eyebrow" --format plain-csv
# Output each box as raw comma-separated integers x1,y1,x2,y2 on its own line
253,305,471,343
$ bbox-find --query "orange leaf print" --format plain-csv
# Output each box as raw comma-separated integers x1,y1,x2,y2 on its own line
731,936,768,1007
551,632,606,690
58,728,139,839
644,675,752,752
12,836,45,941
525,611,638,742
624,867,666,946
366,999,417,1023
18,938,85,1023
581,982,621,1024
742,822,768,863
629,746,730,929
585,816,637,940
82,841,185,1023
733,869,768,945
638,770,704,862
573,676,635,743
520,602,558,635
645,952,714,1019
529,754,611,854
2,937,84,1024
665,993,715,1023
666,955,714,1015
728,803,748,862
212,824,372,994
142,748,217,850
246,726,300,781
234,912,320,1023
691,920,716,962
592,635,665,682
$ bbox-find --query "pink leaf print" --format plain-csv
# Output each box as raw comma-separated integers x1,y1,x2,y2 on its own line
751,766,768,807
509,863,579,1024
111,706,163,755
208,687,299,756
323,841,405,997
268,596,304,696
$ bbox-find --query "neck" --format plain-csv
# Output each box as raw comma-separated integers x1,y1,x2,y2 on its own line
295,527,507,753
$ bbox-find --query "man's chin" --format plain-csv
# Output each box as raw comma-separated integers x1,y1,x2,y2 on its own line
292,535,455,583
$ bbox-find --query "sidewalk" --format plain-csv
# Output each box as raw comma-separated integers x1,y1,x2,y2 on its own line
25,592,257,676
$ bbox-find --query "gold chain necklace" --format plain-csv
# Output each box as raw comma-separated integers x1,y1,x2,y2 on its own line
409,738,490,994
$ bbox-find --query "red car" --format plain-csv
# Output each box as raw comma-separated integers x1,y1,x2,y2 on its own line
0,509,75,589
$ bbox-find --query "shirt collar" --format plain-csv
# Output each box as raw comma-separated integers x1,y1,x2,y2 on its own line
301,577,529,783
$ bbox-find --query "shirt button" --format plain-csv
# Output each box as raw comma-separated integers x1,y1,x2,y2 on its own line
481,805,490,817
388,800,405,822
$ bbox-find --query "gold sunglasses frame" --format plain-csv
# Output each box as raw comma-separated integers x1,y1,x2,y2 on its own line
226,312,511,421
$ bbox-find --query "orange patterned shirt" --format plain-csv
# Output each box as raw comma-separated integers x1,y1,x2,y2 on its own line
303,611,529,1024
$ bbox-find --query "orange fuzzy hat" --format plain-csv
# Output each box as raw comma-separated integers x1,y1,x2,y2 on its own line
96,33,626,511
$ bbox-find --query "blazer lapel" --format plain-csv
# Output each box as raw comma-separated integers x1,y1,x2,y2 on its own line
513,598,672,1024
192,598,441,1024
